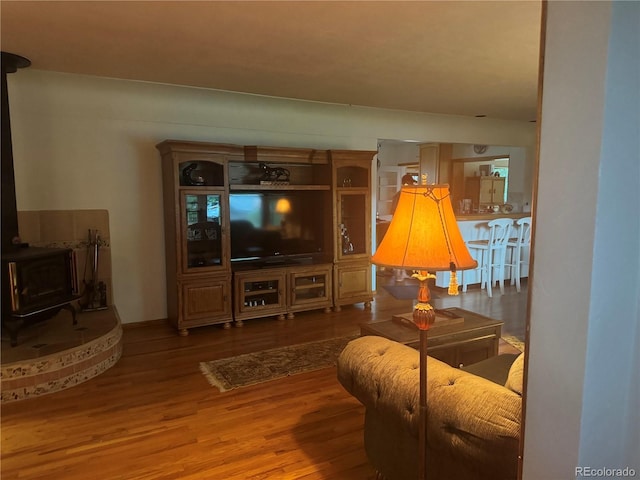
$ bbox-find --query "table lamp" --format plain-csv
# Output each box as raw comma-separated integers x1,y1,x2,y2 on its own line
371,183,477,480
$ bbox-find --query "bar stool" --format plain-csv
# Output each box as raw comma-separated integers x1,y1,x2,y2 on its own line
463,218,512,297
506,216,532,292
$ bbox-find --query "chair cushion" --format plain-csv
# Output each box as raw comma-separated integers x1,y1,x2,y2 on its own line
504,353,525,395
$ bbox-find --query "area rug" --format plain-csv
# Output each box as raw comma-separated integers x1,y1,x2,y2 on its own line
200,335,358,392
502,335,525,352
383,284,440,300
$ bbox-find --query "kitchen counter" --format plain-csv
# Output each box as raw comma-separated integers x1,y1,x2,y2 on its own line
435,214,531,289
375,212,531,290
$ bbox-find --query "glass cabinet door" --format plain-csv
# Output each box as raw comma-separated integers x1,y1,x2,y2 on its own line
290,269,331,307
337,191,368,260
239,277,285,311
182,192,223,271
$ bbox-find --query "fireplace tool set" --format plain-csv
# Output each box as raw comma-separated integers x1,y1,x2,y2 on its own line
78,229,108,312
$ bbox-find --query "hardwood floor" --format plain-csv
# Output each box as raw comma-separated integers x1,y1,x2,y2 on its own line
1,275,526,480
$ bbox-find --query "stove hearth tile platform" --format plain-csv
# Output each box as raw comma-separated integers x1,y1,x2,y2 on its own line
1,306,122,403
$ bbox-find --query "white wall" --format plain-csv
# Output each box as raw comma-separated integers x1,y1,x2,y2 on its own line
523,1,640,478
8,70,535,324
377,141,420,168
577,0,640,469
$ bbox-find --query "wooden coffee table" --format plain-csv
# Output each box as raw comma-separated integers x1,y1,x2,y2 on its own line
360,307,503,368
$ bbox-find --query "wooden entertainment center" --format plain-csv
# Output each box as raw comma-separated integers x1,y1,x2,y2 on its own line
156,140,374,335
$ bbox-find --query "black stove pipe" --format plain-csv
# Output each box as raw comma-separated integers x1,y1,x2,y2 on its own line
1,51,31,254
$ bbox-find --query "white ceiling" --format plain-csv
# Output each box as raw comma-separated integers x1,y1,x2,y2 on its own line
1,1,542,122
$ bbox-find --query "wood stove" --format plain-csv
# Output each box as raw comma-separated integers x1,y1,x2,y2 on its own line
2,248,79,346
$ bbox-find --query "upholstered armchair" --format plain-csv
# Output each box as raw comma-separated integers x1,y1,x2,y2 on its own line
337,335,523,480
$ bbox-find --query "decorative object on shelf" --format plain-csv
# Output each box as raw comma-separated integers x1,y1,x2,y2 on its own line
371,183,477,480
204,225,218,240
187,223,219,242
401,173,418,185
186,227,201,241
182,162,205,186
259,162,290,184
339,223,354,254
458,198,472,214
479,164,492,176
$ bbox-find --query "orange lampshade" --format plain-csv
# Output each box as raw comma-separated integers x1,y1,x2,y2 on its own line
372,185,476,272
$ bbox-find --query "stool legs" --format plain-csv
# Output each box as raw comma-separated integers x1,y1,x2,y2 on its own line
463,248,482,293
507,216,531,294
507,244,522,293
466,246,510,298
485,249,493,297
463,247,493,297
464,218,514,297
495,246,507,295
513,245,522,292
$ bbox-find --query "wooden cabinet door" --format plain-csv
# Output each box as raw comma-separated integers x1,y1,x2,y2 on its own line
336,190,371,261
181,278,231,326
180,190,227,274
289,265,332,311
492,178,505,204
478,178,494,205
233,271,286,320
334,263,371,304
450,161,466,204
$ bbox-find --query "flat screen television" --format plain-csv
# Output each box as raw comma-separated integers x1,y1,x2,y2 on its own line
229,191,326,264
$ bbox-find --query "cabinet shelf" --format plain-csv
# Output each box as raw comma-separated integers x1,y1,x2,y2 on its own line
242,303,275,310
336,186,368,193
230,184,330,191
244,288,279,296
186,238,218,243
295,282,326,290
178,185,224,191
